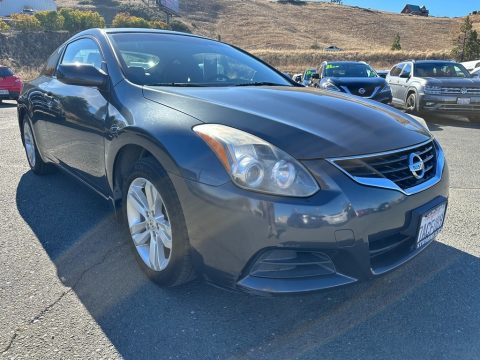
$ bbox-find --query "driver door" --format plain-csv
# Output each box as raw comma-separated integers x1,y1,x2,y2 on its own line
46,38,110,194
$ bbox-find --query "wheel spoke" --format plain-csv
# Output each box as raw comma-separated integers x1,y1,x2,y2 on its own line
129,185,149,217
132,227,150,246
158,226,172,249
145,181,157,212
149,233,165,271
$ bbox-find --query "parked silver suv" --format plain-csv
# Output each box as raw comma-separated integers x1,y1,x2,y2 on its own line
387,60,480,122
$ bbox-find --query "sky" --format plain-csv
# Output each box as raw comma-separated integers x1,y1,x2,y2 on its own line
330,0,478,17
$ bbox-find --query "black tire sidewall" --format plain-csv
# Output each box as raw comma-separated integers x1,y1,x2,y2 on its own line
122,157,192,286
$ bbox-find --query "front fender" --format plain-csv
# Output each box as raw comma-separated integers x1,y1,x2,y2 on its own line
105,125,231,193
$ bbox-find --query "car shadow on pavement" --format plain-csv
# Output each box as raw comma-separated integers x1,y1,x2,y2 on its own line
16,170,480,359
423,114,480,131
0,101,17,109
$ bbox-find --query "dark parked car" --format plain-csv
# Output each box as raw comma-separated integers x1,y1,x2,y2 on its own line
316,61,392,104
387,60,480,121
0,66,23,103
18,29,448,295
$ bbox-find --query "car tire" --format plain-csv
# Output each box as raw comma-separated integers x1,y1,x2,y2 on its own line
21,116,55,175
405,92,419,114
123,156,196,287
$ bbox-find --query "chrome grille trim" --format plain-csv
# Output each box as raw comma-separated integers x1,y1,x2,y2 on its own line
439,87,480,95
327,139,445,196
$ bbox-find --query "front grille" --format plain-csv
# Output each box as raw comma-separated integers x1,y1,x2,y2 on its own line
439,87,480,95
344,84,377,97
333,141,437,191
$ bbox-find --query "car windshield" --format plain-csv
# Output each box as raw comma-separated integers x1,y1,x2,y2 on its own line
324,63,378,78
303,69,317,81
0,67,13,77
414,62,471,78
108,33,292,87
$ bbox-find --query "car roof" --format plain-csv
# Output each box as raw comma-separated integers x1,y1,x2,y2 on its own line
76,28,213,42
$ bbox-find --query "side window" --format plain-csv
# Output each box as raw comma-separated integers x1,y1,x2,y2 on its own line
60,38,103,70
453,65,466,78
390,63,404,77
42,45,64,76
401,63,412,77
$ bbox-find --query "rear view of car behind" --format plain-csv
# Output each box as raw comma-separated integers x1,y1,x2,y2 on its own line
0,66,23,103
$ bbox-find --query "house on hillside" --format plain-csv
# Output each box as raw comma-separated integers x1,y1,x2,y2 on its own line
401,4,429,17
0,0,57,17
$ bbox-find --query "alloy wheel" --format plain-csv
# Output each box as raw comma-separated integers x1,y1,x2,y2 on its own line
23,121,36,168
126,177,173,271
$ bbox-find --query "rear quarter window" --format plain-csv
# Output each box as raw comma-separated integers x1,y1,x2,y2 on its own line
42,45,65,77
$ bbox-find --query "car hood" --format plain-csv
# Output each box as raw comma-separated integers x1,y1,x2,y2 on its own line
422,77,480,87
326,77,386,87
143,86,430,159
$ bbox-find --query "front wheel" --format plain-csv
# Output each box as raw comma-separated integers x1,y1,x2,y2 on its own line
405,92,419,114
123,157,195,287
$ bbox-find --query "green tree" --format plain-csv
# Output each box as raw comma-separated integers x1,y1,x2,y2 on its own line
11,14,42,31
452,16,480,61
112,13,150,28
34,11,65,31
59,8,105,33
391,33,401,51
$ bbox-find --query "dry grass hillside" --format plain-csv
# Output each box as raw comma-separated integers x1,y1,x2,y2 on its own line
8,0,475,77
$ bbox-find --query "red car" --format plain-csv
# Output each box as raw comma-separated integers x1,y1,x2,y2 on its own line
0,66,23,103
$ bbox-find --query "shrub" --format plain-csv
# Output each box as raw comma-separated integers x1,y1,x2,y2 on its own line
149,20,169,30
34,11,65,31
112,13,150,28
59,8,105,33
169,20,191,33
0,19,10,31
117,4,164,21
391,33,401,51
11,14,42,31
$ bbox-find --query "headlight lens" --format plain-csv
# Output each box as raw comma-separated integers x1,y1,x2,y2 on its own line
424,85,442,95
323,82,341,92
194,124,319,197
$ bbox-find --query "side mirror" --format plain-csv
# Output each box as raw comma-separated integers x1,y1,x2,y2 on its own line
311,73,320,80
57,64,107,88
400,72,411,79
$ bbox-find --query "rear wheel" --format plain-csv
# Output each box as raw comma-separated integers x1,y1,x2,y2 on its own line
21,117,55,175
123,157,195,287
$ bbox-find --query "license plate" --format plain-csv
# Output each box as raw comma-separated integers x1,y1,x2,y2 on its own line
416,203,447,249
457,98,471,105
0,90,8,95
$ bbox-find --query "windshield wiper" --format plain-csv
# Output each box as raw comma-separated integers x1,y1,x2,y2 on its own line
234,82,291,87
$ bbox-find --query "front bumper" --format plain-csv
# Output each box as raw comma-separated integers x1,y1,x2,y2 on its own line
171,158,449,295
419,93,480,114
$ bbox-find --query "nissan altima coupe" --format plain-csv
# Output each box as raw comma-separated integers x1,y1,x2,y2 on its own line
18,29,449,295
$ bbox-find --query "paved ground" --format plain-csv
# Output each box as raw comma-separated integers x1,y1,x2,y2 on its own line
0,100,479,360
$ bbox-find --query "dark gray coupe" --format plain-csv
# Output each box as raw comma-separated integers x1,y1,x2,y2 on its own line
18,29,449,295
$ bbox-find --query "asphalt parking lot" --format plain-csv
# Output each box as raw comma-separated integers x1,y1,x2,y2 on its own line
0,100,479,360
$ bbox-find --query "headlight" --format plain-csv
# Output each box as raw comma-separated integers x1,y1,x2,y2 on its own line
424,85,442,95
323,82,341,92
194,124,319,197
380,84,391,93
